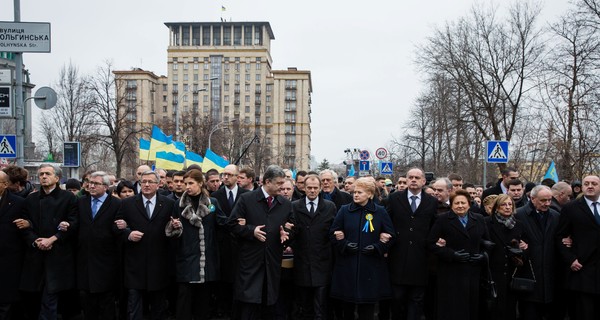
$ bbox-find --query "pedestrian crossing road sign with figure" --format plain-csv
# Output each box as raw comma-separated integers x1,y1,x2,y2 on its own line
0,135,16,158
487,140,509,163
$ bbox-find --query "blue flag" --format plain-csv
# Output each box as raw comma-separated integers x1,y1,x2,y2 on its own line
543,161,559,183
348,165,356,177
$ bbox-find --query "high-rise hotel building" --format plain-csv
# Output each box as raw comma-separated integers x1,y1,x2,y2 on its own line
114,21,312,172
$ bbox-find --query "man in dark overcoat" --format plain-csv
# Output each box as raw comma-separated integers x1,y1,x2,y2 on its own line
117,170,176,320
319,169,352,212
0,171,25,319
290,174,337,319
76,171,122,320
556,175,600,320
19,164,78,320
227,165,293,320
386,168,438,320
515,185,560,319
211,164,247,316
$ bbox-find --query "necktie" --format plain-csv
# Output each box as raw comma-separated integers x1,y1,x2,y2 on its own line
593,202,600,225
91,198,100,219
145,200,152,219
460,216,468,227
410,195,418,213
309,201,315,216
228,190,234,208
267,196,273,209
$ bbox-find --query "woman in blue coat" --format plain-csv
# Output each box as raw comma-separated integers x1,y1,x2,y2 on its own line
330,177,395,320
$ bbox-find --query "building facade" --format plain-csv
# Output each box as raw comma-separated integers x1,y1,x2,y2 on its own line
115,21,312,173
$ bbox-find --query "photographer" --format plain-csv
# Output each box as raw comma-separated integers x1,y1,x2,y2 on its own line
485,194,528,320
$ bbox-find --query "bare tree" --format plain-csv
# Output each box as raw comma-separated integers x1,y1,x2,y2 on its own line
88,61,141,177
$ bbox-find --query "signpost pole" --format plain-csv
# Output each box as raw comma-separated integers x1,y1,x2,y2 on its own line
14,0,24,167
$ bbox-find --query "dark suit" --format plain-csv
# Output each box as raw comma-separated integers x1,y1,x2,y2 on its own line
118,193,176,320
20,187,78,320
76,194,122,320
291,196,337,319
386,190,438,320
0,192,25,318
211,186,248,315
556,196,600,320
227,188,293,319
428,211,490,320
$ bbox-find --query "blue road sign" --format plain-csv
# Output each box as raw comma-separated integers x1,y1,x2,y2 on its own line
380,162,393,175
0,135,16,158
359,150,370,160
487,140,509,163
359,160,370,171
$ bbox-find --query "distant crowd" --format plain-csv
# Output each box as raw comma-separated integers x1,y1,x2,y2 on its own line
0,163,599,320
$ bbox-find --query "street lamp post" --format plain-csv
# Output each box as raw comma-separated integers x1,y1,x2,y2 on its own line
208,119,238,150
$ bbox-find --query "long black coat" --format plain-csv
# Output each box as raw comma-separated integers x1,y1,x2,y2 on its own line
485,215,527,320
20,187,78,294
117,193,176,291
516,203,560,303
76,194,122,293
290,196,337,287
428,210,489,320
555,196,600,295
227,189,293,305
171,193,226,283
211,186,248,282
330,200,395,304
0,191,25,303
386,190,438,286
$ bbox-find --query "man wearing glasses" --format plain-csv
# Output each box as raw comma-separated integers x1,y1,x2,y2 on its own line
117,170,178,320
76,171,122,320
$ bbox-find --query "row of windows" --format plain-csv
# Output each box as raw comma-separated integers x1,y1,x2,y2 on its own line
172,25,263,47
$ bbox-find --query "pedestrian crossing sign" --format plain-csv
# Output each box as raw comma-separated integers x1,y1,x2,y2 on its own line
380,162,393,175
0,135,16,158
487,140,509,163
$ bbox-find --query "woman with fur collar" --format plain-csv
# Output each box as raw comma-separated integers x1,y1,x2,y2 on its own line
166,169,227,320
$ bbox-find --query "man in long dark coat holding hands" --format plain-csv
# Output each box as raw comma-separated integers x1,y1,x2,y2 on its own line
227,165,293,320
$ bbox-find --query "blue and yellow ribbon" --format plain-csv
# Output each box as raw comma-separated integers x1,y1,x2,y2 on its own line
362,213,374,233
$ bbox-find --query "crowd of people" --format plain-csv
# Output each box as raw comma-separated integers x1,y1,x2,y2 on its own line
0,163,599,320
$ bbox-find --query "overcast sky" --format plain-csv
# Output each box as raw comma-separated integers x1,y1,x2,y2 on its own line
3,0,570,166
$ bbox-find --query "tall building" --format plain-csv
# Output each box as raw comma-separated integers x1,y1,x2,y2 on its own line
115,21,312,174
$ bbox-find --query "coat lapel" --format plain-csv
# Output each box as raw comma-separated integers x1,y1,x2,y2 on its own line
135,195,149,220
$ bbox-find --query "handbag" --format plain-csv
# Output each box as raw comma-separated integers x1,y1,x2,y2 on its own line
510,259,536,292
482,252,498,309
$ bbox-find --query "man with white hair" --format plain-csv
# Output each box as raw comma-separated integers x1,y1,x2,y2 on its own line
319,169,352,212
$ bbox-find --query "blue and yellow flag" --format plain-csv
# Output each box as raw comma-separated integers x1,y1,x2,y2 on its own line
166,140,186,157
139,138,150,161
543,161,559,183
155,151,185,170
148,126,173,161
186,150,204,168
203,148,229,173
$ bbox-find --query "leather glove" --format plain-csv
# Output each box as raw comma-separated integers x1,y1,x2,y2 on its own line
453,249,470,262
345,242,359,254
361,244,377,255
469,253,485,263
481,240,495,251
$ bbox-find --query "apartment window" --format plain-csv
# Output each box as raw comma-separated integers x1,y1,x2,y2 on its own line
244,116,250,124
183,63,189,70
266,95,271,102
173,62,178,70
255,74,261,81
223,26,231,45
254,28,262,45
225,64,230,71
235,74,240,82
256,62,261,70
224,84,229,91
245,64,251,72
163,84,168,91
245,106,250,113
183,84,189,92
163,95,167,102
213,27,221,45
173,75,178,81
233,26,242,45
224,106,229,113
203,28,210,45
204,63,210,70
266,105,271,113
245,95,250,103
235,63,240,72
203,106,209,113
224,95,229,102
203,96,209,102
203,74,209,81
255,95,261,102
224,74,230,81
245,84,250,92
194,74,199,81
244,26,252,45
183,74,188,81
266,116,271,124
245,74,250,81
266,84,272,92
163,106,167,113
194,63,199,70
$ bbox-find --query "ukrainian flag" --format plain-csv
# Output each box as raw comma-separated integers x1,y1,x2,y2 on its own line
202,148,229,173
543,161,559,183
155,151,185,170
186,151,204,168
139,138,150,161
166,140,186,157
149,126,173,161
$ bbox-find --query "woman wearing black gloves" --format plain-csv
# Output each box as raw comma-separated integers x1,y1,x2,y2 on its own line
428,189,490,320
485,194,528,320
330,177,395,320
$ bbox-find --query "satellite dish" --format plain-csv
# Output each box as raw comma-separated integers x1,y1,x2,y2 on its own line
34,86,58,110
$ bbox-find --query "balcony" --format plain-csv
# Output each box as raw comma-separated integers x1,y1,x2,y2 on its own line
284,96,296,101
255,89,261,94
255,101,261,106
126,84,137,90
